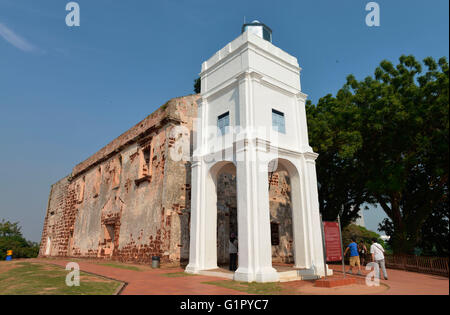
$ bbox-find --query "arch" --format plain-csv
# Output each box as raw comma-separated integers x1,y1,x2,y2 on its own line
268,158,308,268
202,161,237,270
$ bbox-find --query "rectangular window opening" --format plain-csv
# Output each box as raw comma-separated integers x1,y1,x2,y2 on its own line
218,111,230,136
112,155,122,189
142,147,151,176
136,143,153,185
271,222,280,246
93,167,101,198
272,109,286,134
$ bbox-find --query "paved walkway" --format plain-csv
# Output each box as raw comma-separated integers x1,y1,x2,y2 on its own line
33,259,448,295
328,264,449,295
33,259,245,295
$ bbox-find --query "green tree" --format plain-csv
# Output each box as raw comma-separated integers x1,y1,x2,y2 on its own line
342,224,387,253
0,219,40,260
0,220,22,237
306,95,371,227
307,55,449,254
194,77,201,94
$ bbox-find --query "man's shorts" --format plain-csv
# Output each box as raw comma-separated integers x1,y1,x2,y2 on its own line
349,256,360,267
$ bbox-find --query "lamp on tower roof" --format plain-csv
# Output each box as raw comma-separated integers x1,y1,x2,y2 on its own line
241,20,272,43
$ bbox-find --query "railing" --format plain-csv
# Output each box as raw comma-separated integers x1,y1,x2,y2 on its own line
383,255,449,277
333,254,449,277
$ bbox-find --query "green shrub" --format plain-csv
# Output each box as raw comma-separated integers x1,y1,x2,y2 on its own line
342,224,387,253
0,219,40,260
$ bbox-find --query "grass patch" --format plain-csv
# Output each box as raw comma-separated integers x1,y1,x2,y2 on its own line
0,262,121,295
161,272,196,278
97,262,141,271
203,280,285,295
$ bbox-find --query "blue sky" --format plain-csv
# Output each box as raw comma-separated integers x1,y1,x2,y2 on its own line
0,0,448,242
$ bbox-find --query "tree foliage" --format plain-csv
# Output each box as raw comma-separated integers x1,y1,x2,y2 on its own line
306,94,369,227
307,55,449,255
194,77,201,94
342,224,387,254
0,219,39,260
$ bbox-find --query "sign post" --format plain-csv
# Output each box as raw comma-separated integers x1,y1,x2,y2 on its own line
322,216,346,278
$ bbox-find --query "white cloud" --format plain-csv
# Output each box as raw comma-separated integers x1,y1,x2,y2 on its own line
0,22,36,52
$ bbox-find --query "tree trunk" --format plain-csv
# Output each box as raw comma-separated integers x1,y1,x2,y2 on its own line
390,193,415,254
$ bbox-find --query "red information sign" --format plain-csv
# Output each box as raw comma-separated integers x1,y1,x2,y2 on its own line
323,221,343,262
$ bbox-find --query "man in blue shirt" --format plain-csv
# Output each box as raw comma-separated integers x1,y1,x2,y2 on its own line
344,237,362,275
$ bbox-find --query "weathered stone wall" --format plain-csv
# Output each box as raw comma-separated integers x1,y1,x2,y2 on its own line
156,95,197,263
217,173,238,265
269,170,294,263
39,176,78,257
39,95,198,264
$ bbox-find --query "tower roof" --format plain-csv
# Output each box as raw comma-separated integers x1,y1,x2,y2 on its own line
241,20,272,42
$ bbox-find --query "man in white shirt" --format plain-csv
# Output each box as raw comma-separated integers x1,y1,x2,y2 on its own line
370,238,388,280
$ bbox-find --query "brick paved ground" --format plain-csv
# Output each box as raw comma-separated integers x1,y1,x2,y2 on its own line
32,258,246,295
328,264,449,295
32,258,448,295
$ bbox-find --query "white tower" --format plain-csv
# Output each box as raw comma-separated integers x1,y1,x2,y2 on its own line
354,208,366,227
186,22,328,282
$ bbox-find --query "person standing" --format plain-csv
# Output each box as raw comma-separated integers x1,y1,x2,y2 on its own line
229,233,238,271
370,238,388,280
358,241,368,266
344,237,362,275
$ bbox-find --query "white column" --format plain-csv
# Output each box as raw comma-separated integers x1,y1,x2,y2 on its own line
289,158,311,269
300,152,327,276
185,159,205,273
186,98,218,273
234,141,279,282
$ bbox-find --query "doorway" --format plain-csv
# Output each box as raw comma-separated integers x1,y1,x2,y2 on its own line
211,162,237,270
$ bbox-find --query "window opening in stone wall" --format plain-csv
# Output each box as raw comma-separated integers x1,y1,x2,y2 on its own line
93,167,101,198
271,222,280,246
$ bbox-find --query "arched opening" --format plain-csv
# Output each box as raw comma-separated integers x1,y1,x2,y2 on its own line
268,160,294,264
268,158,306,269
203,161,237,271
215,163,237,270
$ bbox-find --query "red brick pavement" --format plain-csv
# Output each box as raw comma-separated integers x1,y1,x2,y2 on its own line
34,259,246,295
32,259,448,295
328,264,449,295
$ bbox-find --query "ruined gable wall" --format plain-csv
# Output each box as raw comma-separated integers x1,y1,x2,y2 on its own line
66,134,169,261
70,95,199,263
39,95,199,265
